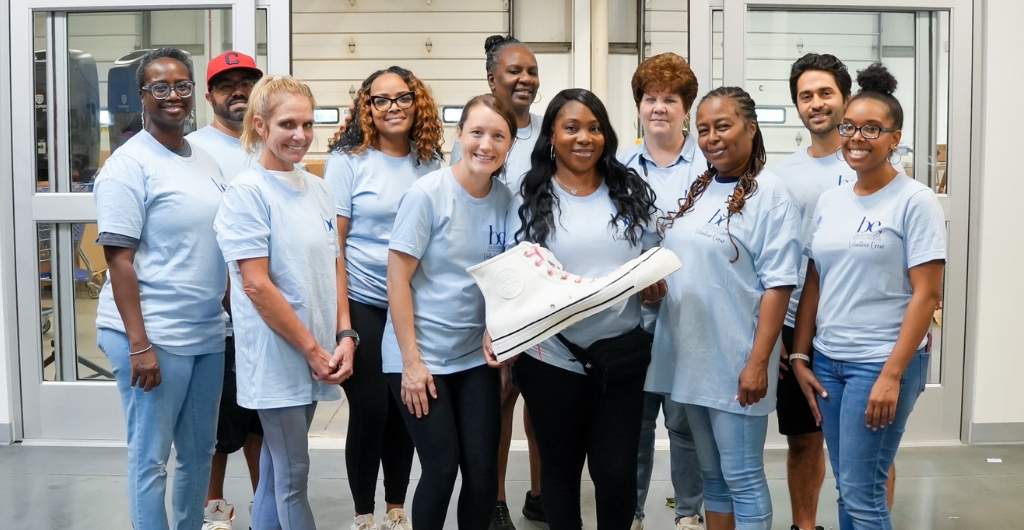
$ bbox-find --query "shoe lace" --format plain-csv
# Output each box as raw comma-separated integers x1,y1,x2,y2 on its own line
675,516,704,530
385,514,411,530
524,245,595,283
493,502,514,527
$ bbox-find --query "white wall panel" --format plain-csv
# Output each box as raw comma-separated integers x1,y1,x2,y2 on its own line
293,12,506,34
294,33,500,60
514,0,571,43
608,53,639,147
645,1,689,58
293,0,509,156
293,0,508,13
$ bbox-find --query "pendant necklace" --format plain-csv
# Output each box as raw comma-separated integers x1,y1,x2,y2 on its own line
553,174,597,196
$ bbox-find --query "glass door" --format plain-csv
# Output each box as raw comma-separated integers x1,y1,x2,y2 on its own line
10,0,257,442
718,0,972,442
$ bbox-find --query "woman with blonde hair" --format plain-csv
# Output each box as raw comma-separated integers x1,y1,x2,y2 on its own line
215,74,348,529
323,65,444,530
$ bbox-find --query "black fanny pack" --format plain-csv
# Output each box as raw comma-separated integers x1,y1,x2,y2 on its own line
555,326,653,393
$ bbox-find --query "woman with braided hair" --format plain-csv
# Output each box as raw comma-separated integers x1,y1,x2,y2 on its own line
646,86,803,530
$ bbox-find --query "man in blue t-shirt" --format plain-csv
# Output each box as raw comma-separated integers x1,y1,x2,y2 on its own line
189,51,264,529
772,53,897,530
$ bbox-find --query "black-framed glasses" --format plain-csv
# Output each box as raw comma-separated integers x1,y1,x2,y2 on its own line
837,123,898,139
141,81,196,100
370,91,415,112
211,78,257,94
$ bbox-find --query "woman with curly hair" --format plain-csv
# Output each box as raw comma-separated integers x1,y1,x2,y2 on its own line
791,64,944,530
496,88,661,530
651,86,803,530
322,65,444,530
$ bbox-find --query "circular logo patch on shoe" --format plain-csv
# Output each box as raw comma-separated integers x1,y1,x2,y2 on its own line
496,268,524,299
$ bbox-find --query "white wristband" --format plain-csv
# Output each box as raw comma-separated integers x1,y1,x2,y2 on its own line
789,353,811,364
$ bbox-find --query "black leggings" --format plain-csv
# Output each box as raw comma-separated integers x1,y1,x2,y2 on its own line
516,354,647,530
342,299,416,515
387,364,501,530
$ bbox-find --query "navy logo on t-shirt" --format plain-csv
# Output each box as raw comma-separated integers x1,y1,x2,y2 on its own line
696,208,728,244
487,225,506,258
850,216,885,249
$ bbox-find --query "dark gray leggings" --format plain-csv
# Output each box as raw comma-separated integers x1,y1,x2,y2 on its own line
252,403,317,530
387,364,502,530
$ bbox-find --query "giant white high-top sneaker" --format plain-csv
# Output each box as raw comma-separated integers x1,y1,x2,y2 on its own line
467,241,681,361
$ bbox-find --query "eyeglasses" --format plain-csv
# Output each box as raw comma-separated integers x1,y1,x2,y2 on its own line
212,78,257,94
370,91,415,112
141,81,196,100
837,123,898,140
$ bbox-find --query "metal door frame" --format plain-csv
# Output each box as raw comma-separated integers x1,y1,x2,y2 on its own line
7,0,257,442
716,0,973,442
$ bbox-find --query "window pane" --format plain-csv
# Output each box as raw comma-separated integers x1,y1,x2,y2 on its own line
748,9,951,383
64,9,232,186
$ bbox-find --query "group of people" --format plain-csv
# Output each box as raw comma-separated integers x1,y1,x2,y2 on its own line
92,33,944,530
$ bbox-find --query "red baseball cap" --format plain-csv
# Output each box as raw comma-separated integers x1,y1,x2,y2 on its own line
207,51,263,87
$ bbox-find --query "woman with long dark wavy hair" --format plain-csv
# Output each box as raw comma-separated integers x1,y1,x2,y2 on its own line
651,86,803,530
495,88,662,530
322,65,444,530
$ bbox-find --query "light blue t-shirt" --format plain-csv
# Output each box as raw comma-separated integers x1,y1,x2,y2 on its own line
381,168,513,375
807,175,946,363
94,130,227,355
774,148,857,327
618,134,708,221
619,134,708,331
647,169,803,415
214,165,343,409
505,182,656,376
187,125,258,182
323,147,441,308
450,113,541,194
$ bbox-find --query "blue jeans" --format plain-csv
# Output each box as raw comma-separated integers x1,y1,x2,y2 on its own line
636,392,704,521
814,350,929,530
98,328,224,530
683,404,772,530
252,403,318,530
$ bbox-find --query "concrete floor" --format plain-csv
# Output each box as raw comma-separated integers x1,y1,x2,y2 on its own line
1,443,1022,529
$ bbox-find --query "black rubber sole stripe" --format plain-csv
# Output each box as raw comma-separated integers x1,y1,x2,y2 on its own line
495,283,636,355
492,247,663,343
491,249,667,358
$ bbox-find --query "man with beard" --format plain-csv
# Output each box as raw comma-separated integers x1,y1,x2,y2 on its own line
189,51,264,530
773,53,898,530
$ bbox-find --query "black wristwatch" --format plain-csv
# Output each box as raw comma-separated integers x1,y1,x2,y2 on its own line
336,329,360,348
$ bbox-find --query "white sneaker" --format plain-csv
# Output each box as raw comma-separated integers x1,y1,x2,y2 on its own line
352,514,380,530
202,499,235,530
467,242,681,361
675,515,705,530
630,518,644,530
383,508,413,530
